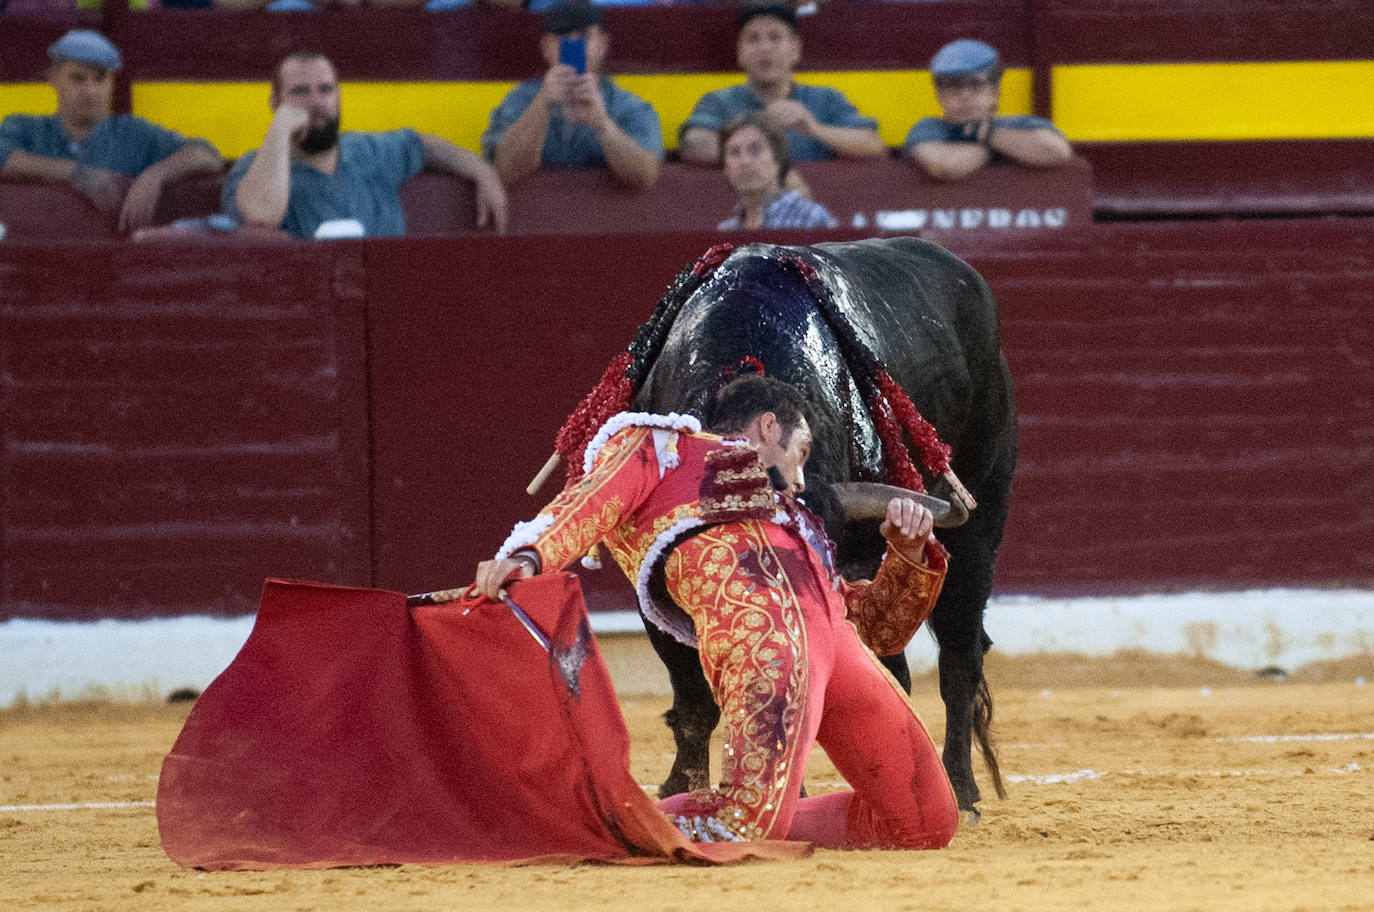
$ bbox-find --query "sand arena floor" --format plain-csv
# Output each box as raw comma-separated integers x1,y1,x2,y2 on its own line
2,650,1372,912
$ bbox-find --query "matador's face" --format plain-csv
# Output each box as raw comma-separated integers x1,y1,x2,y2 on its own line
753,414,812,498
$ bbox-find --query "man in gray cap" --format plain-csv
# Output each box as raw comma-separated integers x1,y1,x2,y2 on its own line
905,39,1071,181
481,1,663,191
0,29,223,233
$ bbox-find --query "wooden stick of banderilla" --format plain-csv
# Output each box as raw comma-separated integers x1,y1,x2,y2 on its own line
527,452,563,495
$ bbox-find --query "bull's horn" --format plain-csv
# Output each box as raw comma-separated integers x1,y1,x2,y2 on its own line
526,452,563,496
830,481,968,528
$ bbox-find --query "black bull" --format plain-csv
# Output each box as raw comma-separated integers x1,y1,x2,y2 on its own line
626,237,1017,815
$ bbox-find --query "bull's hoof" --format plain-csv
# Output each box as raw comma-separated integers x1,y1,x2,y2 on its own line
960,807,982,828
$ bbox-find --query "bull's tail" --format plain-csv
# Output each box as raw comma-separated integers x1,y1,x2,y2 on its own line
973,675,1008,800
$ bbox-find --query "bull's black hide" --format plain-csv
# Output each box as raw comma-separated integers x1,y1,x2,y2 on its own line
632,237,1016,815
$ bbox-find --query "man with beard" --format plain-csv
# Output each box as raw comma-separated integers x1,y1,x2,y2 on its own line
0,30,223,234
678,4,884,168
225,53,508,239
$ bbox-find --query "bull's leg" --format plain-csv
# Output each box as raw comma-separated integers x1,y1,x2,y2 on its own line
926,453,1012,816
879,652,912,693
933,628,987,814
642,615,719,798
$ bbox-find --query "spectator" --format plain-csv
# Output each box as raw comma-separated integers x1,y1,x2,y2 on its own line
520,0,716,7
175,0,434,9
0,30,223,234
481,1,663,191
224,52,508,239
678,3,884,167
906,39,1072,181
717,112,835,230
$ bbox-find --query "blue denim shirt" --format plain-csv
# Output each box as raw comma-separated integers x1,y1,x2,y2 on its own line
481,77,664,168
0,113,210,175
222,129,424,239
681,83,879,162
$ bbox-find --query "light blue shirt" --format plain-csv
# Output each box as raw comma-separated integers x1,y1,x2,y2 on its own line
681,83,878,162
481,77,663,168
222,129,424,240
0,113,210,175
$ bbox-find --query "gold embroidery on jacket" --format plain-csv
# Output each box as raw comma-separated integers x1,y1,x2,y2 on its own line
663,523,809,840
700,447,776,524
845,544,948,656
531,427,650,570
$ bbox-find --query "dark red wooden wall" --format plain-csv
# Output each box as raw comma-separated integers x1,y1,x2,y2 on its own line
0,243,371,619
3,220,1370,621
7,0,1370,83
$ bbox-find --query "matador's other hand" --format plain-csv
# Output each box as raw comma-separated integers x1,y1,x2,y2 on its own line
879,497,934,565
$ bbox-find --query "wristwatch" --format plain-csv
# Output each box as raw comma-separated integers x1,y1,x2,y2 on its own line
510,550,542,575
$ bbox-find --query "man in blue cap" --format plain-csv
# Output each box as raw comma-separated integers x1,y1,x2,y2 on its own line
481,1,663,191
0,29,223,233
905,39,1071,181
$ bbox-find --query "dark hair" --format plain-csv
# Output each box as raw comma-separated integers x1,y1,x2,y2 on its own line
736,2,797,33
272,52,334,97
719,111,791,184
542,1,604,36
705,374,811,443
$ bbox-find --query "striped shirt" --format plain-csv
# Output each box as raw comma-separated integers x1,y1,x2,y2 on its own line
718,190,839,230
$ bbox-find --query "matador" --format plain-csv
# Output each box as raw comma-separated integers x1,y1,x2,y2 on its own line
473,374,959,849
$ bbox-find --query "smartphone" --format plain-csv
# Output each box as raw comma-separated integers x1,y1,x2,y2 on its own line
558,36,586,75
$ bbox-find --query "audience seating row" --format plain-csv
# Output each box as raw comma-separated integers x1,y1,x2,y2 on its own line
0,155,1098,241
8,143,1371,243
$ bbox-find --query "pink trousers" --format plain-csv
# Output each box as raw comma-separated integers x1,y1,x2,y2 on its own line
655,522,958,849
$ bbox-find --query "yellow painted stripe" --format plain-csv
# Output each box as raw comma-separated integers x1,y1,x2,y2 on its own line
129,69,1034,157
133,81,522,159
342,81,518,153
72,61,1374,157
1054,60,1374,141
0,84,57,117
131,83,273,159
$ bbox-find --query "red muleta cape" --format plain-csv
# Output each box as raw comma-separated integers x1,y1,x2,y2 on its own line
157,574,809,869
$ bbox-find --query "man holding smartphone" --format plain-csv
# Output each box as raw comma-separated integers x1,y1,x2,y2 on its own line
481,1,663,191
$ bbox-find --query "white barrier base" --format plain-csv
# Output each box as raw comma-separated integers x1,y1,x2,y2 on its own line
2,588,1371,706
